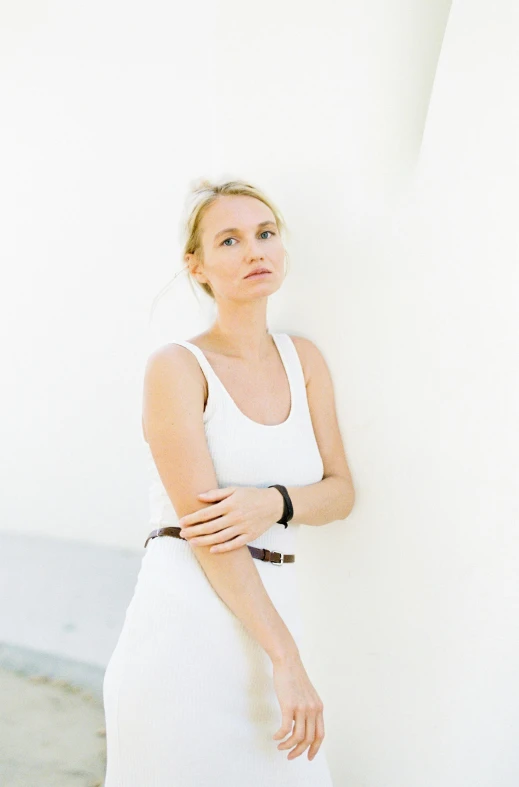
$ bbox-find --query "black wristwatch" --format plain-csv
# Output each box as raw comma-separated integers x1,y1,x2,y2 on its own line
268,484,294,528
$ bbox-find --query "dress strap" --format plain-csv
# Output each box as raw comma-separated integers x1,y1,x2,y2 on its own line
275,333,307,414
169,340,216,381
167,340,219,421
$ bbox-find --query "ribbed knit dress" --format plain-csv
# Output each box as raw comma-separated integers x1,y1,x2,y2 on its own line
102,332,334,786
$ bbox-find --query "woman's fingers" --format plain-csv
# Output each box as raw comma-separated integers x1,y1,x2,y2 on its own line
210,535,249,553
276,708,306,754
179,519,224,538
276,707,323,761
307,710,325,760
288,712,315,760
273,708,296,741
181,525,238,544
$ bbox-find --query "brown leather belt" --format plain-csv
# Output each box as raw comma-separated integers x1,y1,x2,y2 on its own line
144,526,295,565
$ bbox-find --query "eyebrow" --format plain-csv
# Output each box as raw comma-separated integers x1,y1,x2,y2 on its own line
214,220,277,241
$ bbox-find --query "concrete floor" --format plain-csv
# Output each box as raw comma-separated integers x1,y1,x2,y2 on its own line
0,664,106,787
0,530,145,787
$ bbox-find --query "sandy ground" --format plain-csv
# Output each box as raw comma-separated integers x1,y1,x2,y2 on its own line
0,665,107,787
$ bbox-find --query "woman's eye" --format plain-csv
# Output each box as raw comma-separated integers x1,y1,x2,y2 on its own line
221,230,275,247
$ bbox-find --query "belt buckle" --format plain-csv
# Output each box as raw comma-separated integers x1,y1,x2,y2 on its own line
272,552,284,566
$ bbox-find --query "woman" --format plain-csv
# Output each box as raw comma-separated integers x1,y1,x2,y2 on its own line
102,178,354,785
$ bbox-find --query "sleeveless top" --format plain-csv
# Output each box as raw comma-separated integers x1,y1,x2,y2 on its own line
144,332,324,557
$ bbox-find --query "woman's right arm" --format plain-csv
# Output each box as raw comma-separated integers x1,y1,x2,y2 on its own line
142,343,300,665
142,344,325,761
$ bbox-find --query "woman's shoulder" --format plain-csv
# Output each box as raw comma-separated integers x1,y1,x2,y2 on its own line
143,341,209,403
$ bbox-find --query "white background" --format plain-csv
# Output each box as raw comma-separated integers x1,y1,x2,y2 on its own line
1,1,518,784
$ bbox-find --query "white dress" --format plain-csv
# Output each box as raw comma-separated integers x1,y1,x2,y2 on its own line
102,332,334,786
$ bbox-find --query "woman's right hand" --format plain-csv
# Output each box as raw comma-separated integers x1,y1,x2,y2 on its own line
271,655,325,761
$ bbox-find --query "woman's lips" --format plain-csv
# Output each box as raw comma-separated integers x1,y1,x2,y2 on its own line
244,271,271,279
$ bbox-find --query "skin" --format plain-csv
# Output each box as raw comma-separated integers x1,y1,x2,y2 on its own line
187,193,287,352
142,194,354,762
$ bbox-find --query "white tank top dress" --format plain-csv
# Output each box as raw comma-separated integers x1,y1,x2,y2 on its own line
102,332,334,786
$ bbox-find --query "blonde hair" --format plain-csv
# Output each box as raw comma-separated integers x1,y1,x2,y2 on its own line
149,178,290,321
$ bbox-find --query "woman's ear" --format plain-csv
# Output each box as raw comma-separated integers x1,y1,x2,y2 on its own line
187,254,208,286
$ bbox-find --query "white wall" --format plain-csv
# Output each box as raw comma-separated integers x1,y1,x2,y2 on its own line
2,1,517,785
372,4,518,785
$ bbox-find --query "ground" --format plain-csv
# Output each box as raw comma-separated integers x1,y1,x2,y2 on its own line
0,665,106,787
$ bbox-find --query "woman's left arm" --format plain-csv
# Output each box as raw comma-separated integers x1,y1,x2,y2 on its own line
282,335,354,526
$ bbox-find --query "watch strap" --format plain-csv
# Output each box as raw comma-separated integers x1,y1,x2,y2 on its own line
268,484,293,528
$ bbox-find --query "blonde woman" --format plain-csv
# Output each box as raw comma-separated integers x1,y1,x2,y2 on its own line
102,178,354,786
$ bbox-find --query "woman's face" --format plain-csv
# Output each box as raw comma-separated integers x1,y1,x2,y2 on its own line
189,195,286,300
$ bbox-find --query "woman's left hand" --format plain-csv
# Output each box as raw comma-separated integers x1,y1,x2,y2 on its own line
177,486,284,553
